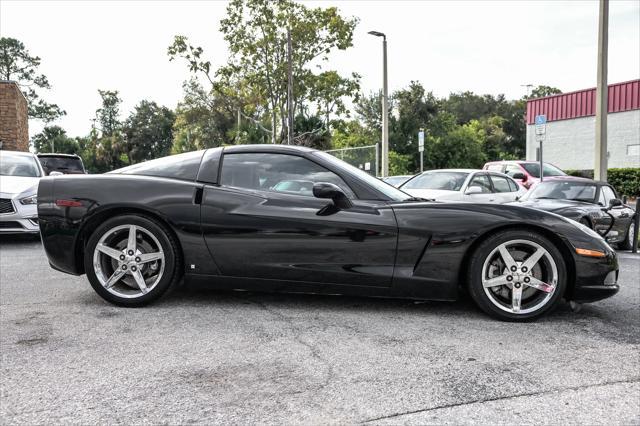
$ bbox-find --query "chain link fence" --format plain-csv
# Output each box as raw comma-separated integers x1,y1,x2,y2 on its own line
323,144,379,177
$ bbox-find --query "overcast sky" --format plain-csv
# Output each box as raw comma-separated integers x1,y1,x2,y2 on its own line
1,0,639,138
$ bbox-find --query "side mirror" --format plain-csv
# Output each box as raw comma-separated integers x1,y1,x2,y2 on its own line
465,186,483,195
511,172,525,180
609,198,623,208
49,171,64,176
313,182,353,210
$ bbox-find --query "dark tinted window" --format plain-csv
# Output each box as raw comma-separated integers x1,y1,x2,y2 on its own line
490,174,514,193
521,163,565,178
522,181,597,202
221,153,354,198
114,150,204,181
39,156,84,174
469,174,492,193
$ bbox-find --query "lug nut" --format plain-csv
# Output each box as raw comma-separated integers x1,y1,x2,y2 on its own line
135,257,141,263
514,282,521,288
506,275,513,281
131,266,137,272
510,266,517,272
524,277,530,283
128,250,134,256
119,254,125,261
121,265,127,270
521,266,528,273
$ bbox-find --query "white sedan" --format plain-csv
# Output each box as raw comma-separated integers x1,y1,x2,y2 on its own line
399,169,526,203
0,150,45,234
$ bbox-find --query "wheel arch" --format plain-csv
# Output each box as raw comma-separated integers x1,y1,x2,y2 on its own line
459,223,577,299
74,206,184,275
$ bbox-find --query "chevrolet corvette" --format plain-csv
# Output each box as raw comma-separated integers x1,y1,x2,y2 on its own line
37,145,619,321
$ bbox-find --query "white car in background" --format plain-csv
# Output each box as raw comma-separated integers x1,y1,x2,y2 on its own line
399,169,526,203
0,150,46,234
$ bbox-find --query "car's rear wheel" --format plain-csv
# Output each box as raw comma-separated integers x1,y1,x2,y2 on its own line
84,214,180,306
618,222,637,251
467,230,567,321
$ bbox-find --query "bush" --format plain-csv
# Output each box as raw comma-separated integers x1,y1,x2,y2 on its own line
565,168,640,197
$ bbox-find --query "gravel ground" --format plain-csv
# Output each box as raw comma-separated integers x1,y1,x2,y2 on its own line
1,236,639,425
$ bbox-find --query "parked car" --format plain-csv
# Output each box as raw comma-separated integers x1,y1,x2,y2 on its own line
37,153,86,175
382,175,413,187
0,150,44,234
399,169,526,203
483,160,566,189
38,145,619,321
512,176,637,250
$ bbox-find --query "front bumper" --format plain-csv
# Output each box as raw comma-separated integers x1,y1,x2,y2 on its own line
571,247,620,303
0,197,39,234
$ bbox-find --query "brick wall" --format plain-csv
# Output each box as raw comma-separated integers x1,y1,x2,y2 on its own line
0,81,29,152
526,109,640,170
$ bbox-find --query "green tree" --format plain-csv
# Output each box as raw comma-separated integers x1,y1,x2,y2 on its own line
95,90,122,137
123,100,175,163
331,120,377,149
31,126,80,154
527,85,562,99
0,37,65,122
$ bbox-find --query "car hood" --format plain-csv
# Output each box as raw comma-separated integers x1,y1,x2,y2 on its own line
0,175,40,196
511,198,595,213
402,188,461,200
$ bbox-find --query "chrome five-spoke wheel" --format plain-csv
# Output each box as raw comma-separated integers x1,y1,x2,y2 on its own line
468,230,566,321
482,239,558,314
85,215,179,306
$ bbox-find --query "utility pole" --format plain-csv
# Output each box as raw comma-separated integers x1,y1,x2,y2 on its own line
286,28,294,145
594,0,609,181
521,84,534,98
369,31,389,177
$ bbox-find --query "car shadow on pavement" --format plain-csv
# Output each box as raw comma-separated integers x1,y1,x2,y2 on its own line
0,234,41,245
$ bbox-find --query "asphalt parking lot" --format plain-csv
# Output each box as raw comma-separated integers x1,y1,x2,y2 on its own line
1,236,638,425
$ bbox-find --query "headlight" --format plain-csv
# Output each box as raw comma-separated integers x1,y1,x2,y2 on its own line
19,195,37,205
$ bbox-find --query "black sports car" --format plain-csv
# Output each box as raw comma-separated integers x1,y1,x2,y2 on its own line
513,176,637,250
38,145,619,321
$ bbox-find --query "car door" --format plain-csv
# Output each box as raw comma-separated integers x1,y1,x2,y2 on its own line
599,185,633,240
489,173,521,203
199,151,398,287
463,173,496,203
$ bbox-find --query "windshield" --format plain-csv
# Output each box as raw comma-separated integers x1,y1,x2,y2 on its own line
521,163,565,178
384,176,412,187
520,181,597,203
313,151,411,201
402,171,469,191
38,156,84,173
0,153,41,177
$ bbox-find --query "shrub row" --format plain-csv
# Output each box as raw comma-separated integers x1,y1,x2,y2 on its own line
565,168,640,197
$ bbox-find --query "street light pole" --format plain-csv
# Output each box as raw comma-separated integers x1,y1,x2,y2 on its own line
369,30,389,177
594,0,609,181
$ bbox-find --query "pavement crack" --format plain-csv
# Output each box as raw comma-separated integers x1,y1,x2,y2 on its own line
362,376,640,423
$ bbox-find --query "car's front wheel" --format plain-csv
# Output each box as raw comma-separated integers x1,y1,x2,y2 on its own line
84,214,180,307
467,230,567,321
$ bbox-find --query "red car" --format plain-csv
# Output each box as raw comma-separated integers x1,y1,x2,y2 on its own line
483,161,566,189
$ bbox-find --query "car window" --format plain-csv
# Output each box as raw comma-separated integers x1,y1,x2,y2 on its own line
504,164,523,177
113,150,205,181
521,181,597,202
0,153,41,177
486,164,503,172
601,186,617,205
521,163,565,178
402,171,469,191
507,178,519,192
490,174,514,193
38,156,84,173
469,174,492,193
220,153,355,198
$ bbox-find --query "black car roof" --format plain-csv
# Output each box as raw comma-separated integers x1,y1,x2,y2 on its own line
222,144,316,154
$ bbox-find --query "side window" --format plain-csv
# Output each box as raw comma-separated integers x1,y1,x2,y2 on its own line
469,174,492,193
504,164,522,177
507,177,519,192
601,186,617,205
487,164,503,172
490,174,514,193
220,153,355,198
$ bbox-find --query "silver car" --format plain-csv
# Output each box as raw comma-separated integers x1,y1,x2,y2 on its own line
0,150,44,234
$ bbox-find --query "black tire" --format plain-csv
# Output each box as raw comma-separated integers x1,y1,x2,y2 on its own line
617,222,636,251
467,230,567,322
84,214,182,307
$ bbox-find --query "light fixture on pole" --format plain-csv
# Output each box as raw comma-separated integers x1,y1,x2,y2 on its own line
368,30,389,178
